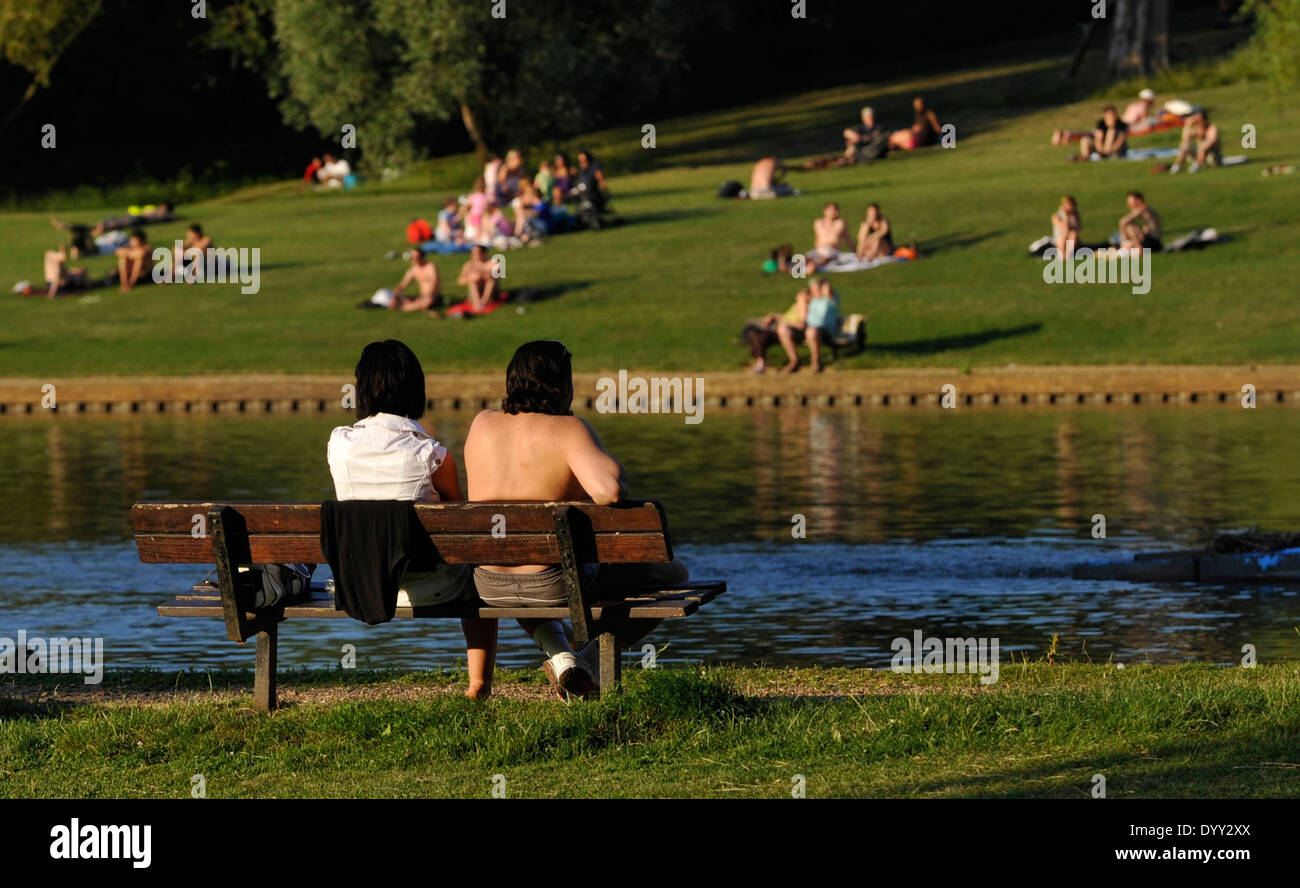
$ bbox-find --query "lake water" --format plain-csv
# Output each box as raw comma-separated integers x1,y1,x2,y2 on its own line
1,406,1298,672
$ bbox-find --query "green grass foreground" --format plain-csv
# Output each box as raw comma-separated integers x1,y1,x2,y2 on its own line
2,664,1296,798
2,49,1298,378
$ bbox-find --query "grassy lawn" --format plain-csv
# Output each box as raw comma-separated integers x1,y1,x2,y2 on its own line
2,41,1297,378
1,664,1296,798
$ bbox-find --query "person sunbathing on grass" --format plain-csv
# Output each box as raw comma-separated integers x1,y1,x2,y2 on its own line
1076,105,1128,160
1052,90,1159,145
51,202,175,249
43,245,88,298
1051,195,1081,260
173,224,213,281
888,96,943,151
457,244,499,311
856,203,894,260
749,156,795,198
1170,110,1221,173
115,229,151,292
389,249,442,312
1118,191,1162,254
807,202,851,271
463,339,690,700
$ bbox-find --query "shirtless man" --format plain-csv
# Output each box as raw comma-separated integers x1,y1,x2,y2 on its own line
1171,110,1221,173
390,250,441,311
1123,89,1157,126
175,223,212,281
808,202,850,271
856,203,894,260
457,244,498,310
43,246,88,298
464,340,689,699
115,229,151,292
749,156,793,199
1118,191,1162,253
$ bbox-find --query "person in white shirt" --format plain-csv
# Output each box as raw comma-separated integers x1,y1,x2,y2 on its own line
328,340,497,699
317,153,352,188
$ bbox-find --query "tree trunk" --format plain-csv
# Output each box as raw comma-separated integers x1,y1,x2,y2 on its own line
459,100,489,165
1105,0,1171,80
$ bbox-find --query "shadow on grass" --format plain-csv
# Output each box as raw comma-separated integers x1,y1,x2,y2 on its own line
510,280,596,305
896,729,1300,799
619,207,721,227
866,322,1043,355
921,228,1007,254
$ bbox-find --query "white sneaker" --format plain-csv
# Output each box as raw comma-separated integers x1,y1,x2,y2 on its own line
1169,163,1181,174
543,652,597,701
1187,161,1201,173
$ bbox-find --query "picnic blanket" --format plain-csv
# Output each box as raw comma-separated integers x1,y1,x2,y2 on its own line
418,240,474,254
1081,146,1249,165
818,254,905,273
444,295,510,317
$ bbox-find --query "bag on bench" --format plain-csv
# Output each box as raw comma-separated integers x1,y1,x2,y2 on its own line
238,563,315,609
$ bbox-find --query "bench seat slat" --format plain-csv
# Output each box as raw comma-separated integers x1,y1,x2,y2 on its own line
156,592,721,621
131,501,668,534
135,532,671,566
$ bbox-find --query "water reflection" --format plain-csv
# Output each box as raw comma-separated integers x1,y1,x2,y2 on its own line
1,405,1298,669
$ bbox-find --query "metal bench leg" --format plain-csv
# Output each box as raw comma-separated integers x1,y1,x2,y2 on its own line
254,625,278,712
598,631,621,697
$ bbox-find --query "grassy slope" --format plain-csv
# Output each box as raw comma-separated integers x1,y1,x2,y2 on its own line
1,35,1296,378
2,665,1296,798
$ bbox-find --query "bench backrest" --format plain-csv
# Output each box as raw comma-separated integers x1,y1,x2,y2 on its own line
131,500,673,566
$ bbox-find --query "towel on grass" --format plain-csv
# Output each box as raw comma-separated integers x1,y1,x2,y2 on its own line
819,254,905,273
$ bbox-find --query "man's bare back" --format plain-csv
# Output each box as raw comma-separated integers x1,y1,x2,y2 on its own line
465,408,625,573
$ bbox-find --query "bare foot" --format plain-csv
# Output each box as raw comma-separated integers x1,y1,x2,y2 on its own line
465,681,492,700
780,362,799,374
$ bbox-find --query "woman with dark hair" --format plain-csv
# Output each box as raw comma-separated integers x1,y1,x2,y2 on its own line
888,96,943,151
463,340,688,700
327,340,496,698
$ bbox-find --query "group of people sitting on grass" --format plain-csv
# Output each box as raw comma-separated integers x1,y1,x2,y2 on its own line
806,201,896,270
380,244,501,314
806,96,944,169
417,148,614,250
302,153,355,189
1054,89,1223,173
322,338,687,700
1041,190,1162,259
33,210,212,297
741,277,841,374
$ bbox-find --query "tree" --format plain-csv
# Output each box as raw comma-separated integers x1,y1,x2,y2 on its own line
0,0,103,135
210,0,712,171
1104,0,1172,79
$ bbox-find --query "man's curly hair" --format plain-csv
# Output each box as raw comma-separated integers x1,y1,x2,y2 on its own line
502,340,574,415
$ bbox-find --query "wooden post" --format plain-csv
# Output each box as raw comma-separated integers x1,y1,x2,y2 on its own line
211,506,254,643
598,631,621,697
254,625,278,712
554,506,594,646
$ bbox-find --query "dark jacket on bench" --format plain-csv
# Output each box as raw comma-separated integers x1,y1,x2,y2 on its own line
320,500,443,624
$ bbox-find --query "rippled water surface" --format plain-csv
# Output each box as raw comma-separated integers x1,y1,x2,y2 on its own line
1,406,1297,670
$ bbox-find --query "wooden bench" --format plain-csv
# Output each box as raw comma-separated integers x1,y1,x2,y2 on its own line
130,499,726,711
